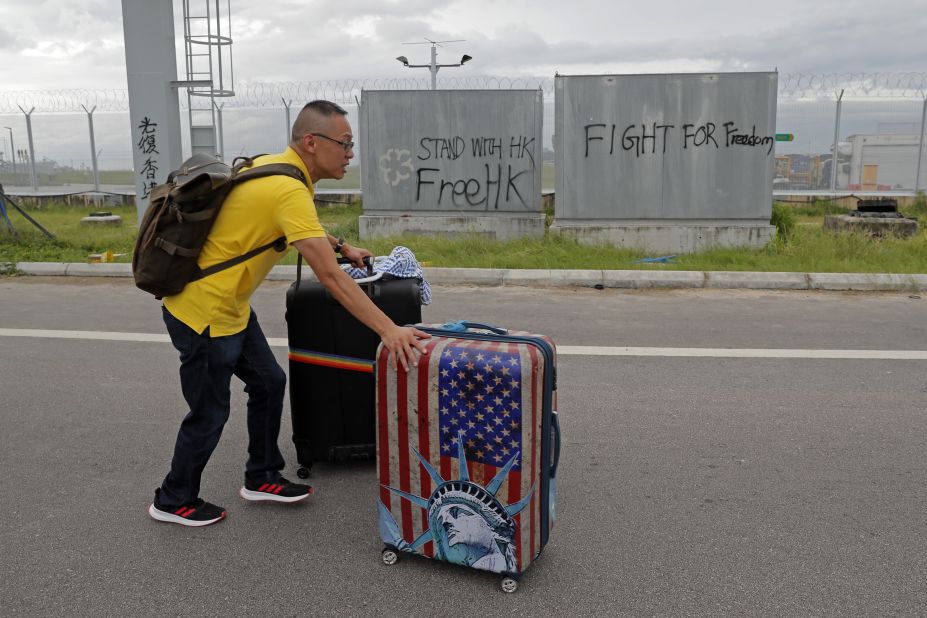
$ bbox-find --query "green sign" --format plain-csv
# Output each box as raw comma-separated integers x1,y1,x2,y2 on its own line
775,133,794,142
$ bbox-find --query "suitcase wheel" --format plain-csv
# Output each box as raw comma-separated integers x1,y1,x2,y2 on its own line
296,467,310,479
381,547,399,566
500,575,519,593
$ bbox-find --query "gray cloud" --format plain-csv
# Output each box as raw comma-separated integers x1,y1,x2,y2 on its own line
3,0,921,92
1,0,923,173
0,26,20,50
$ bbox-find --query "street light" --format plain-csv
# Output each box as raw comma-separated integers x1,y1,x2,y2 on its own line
3,127,16,177
396,40,472,90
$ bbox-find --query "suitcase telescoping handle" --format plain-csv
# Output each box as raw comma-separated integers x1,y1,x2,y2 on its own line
295,254,381,286
439,320,509,335
339,257,385,285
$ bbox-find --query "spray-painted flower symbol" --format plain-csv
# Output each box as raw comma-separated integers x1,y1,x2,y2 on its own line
378,148,414,186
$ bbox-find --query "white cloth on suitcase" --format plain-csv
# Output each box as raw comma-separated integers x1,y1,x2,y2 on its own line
341,245,432,305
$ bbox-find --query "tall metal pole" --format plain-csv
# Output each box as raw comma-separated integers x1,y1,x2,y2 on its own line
3,127,16,178
283,98,292,146
915,96,927,194
18,106,37,191
215,101,225,161
81,105,100,191
830,89,844,193
430,44,438,90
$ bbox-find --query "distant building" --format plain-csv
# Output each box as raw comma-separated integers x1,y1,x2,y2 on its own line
844,134,923,191
773,154,821,190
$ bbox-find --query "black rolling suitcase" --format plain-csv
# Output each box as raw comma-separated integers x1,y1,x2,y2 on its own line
285,257,422,476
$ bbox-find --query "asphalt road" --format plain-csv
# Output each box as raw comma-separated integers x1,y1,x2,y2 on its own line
1,278,926,616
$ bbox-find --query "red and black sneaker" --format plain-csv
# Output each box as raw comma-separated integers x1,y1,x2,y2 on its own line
148,490,226,527
239,476,313,503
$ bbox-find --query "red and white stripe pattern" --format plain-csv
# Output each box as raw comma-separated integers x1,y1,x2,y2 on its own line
377,332,551,573
260,483,288,495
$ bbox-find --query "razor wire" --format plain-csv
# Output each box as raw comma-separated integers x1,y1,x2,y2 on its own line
777,72,927,99
1,73,925,114
0,89,131,113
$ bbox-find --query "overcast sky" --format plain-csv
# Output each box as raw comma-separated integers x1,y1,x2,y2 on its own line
0,0,924,172
1,0,924,91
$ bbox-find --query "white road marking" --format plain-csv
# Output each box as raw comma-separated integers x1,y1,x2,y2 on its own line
555,345,927,360
2,328,926,360
0,328,171,343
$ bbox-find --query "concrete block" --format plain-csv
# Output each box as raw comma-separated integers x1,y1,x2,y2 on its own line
541,191,555,211
536,269,604,287
501,269,603,287
80,214,123,225
65,263,133,277
808,272,919,291
910,274,927,292
15,262,69,276
501,269,551,287
602,269,706,289
549,221,775,253
823,215,918,238
706,271,809,290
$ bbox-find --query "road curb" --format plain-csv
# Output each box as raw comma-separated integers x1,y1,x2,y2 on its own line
8,261,926,292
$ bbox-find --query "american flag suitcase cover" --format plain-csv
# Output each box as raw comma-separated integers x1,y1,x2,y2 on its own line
376,321,560,578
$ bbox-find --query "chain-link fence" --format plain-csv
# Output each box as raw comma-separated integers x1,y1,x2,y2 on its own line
1,73,925,193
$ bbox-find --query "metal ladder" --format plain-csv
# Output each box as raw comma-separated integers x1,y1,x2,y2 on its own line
182,0,234,159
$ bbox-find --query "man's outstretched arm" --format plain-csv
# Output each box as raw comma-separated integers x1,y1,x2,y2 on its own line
292,236,430,371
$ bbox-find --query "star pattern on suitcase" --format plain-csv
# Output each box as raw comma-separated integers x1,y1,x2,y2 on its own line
438,347,523,468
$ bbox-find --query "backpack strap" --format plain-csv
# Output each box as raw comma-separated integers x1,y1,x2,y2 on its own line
233,162,308,186
188,160,308,281
155,236,200,258
192,236,288,281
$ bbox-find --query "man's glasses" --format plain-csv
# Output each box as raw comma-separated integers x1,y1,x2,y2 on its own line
309,133,354,151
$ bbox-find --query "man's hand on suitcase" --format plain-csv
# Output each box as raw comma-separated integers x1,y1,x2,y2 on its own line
382,324,431,372
340,243,372,269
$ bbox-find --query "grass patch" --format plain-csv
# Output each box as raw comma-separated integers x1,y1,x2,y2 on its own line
770,203,797,241
0,202,139,263
902,191,927,224
677,225,927,273
2,200,927,273
776,199,851,218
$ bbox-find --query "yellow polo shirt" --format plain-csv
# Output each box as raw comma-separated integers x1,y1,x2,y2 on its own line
163,148,326,336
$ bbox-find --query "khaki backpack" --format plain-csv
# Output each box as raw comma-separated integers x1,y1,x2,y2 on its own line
132,153,307,298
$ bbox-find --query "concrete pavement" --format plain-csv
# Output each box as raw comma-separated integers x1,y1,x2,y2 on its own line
2,280,926,615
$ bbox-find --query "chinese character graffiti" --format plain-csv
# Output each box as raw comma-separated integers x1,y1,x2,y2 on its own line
136,117,159,199
137,117,159,155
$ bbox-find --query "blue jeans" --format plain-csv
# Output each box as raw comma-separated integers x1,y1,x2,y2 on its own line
158,306,287,507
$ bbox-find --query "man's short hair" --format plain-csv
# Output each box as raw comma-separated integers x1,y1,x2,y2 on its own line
290,100,348,143
302,100,347,116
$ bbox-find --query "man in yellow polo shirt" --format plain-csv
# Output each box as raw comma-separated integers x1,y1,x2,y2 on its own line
149,100,430,527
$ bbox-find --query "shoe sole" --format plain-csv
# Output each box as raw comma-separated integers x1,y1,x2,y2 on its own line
239,487,313,503
148,503,226,527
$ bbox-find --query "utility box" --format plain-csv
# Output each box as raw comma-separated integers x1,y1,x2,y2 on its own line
552,72,778,252
359,90,544,240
